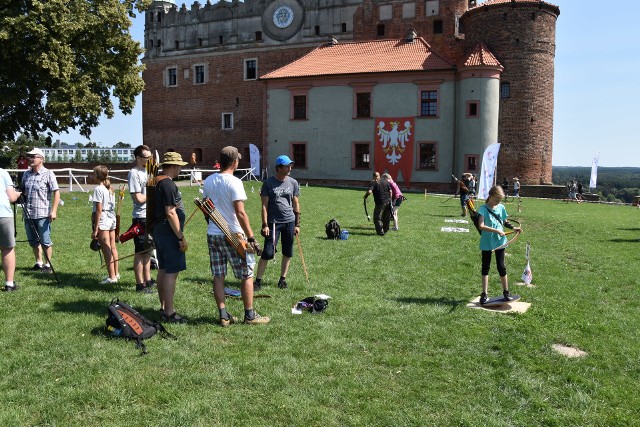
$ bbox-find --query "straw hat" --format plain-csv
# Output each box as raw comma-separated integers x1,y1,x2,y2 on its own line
161,151,187,166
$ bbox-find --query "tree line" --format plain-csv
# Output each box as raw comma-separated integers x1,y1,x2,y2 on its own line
553,166,640,203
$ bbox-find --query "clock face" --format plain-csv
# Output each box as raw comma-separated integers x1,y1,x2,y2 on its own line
273,5,294,29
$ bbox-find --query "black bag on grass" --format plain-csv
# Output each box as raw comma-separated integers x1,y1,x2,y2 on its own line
106,298,174,354
325,219,341,240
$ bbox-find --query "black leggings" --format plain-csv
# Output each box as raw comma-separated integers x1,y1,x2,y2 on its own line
481,249,507,277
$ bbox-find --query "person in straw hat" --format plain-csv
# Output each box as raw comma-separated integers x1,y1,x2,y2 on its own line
153,151,188,323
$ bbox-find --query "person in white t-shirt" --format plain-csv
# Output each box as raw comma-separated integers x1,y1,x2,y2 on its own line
0,168,21,291
92,165,119,284
202,146,269,327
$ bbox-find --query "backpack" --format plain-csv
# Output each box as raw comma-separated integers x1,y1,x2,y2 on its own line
105,298,175,354
325,219,341,240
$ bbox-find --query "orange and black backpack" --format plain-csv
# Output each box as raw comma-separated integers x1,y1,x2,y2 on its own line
106,298,175,354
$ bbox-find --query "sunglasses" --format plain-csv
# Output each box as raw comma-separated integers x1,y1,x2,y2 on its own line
138,155,152,159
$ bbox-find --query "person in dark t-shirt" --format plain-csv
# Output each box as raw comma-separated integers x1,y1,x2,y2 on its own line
364,172,392,236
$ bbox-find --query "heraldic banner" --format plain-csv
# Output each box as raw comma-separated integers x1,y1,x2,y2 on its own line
374,117,415,187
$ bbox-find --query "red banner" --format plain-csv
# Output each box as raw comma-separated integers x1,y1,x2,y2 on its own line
374,117,415,187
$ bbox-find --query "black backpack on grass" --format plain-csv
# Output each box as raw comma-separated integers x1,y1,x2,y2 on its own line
106,298,175,355
325,219,341,240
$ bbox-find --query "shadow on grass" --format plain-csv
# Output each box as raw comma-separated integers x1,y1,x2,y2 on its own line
609,238,640,243
394,296,467,313
617,227,640,232
53,299,163,321
31,270,133,292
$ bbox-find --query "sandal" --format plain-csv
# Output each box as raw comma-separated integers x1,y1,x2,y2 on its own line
162,311,187,324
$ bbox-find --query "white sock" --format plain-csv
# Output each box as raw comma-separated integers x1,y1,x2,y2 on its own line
5,281,14,288
44,264,51,267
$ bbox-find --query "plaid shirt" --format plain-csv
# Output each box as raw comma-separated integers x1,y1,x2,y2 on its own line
21,167,59,219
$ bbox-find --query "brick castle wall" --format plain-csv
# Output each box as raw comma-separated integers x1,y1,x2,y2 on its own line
461,2,560,185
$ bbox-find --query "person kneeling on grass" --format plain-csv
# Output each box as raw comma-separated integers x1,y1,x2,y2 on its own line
477,185,521,304
92,165,119,284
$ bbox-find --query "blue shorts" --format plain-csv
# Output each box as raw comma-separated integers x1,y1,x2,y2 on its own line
24,217,53,248
152,220,186,274
460,193,470,208
261,222,294,260
208,234,253,280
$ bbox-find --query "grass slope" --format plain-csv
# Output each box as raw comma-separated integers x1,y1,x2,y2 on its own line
1,184,639,426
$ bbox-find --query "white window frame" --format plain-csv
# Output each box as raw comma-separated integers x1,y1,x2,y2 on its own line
244,58,258,81
193,63,207,85
222,112,234,130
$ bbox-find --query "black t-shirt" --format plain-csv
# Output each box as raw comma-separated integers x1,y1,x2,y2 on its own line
368,180,391,205
153,175,185,222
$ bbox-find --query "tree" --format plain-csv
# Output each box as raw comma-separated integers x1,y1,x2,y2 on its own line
114,141,132,148
0,0,149,141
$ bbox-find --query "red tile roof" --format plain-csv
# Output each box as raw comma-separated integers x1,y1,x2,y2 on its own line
475,0,558,7
260,37,454,80
462,42,503,68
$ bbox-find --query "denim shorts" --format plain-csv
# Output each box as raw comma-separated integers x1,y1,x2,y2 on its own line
24,217,53,247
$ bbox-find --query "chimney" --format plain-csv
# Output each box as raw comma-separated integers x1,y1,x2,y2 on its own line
328,35,338,46
407,29,417,43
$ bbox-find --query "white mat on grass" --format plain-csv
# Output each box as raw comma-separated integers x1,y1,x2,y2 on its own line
467,296,531,313
441,227,469,233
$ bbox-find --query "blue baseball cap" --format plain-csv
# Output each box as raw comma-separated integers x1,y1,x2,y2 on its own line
276,155,294,166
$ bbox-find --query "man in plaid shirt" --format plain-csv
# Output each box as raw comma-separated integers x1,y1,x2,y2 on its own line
20,148,60,273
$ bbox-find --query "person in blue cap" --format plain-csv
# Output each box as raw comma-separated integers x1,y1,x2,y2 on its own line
254,154,301,290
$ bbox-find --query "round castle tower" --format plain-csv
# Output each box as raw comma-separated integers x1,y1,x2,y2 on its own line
461,0,560,185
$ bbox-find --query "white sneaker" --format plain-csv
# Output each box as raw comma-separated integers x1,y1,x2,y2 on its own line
116,273,120,280
100,277,118,284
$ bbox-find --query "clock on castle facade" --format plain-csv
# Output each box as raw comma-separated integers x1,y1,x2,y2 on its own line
263,1,304,41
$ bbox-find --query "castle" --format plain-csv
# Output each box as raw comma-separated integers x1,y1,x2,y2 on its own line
143,0,560,187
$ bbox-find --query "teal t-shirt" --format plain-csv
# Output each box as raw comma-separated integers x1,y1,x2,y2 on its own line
478,203,508,251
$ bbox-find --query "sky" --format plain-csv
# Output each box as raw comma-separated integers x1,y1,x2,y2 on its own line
50,0,640,167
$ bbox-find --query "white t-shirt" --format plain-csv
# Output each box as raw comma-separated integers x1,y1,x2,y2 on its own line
128,167,147,219
202,173,247,236
92,184,115,213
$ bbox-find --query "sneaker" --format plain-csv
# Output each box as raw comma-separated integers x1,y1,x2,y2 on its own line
479,292,488,305
100,277,118,284
146,279,157,289
220,315,238,327
136,284,154,294
3,284,18,292
277,278,288,289
391,227,398,231
254,279,262,292
503,290,512,301
116,273,121,280
31,263,43,271
244,313,270,325
41,266,53,274
162,311,187,324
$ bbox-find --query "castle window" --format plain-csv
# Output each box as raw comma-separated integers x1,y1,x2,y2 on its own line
342,23,347,32
426,0,439,16
503,12,507,21
244,59,257,80
500,82,510,99
356,92,371,118
175,40,179,50
433,20,443,34
198,38,203,47
194,65,205,84
420,90,438,117
149,39,154,48
255,31,262,41
314,25,320,35
402,3,415,19
157,12,161,23
157,40,161,47
166,67,177,87
465,154,479,172
466,101,479,118
291,143,307,168
377,24,385,37
353,142,371,169
418,142,437,170
222,113,234,130
379,4,392,20
293,96,307,120
219,36,224,44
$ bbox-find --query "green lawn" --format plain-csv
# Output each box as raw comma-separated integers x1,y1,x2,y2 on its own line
1,183,639,426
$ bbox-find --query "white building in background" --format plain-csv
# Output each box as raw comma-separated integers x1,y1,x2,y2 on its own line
38,147,135,162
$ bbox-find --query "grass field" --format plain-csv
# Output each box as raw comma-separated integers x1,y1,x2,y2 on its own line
1,183,639,426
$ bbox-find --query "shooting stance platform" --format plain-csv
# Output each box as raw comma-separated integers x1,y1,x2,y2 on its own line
467,294,531,313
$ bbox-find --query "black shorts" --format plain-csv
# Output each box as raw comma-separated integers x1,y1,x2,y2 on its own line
132,218,147,253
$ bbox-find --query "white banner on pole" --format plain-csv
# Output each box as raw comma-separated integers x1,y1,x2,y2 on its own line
249,144,260,178
589,153,600,189
477,143,501,200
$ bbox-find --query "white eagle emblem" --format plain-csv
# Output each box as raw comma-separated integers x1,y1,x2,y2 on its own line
377,120,412,165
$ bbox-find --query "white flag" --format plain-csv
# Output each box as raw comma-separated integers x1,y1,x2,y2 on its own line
249,144,260,177
521,261,533,285
589,153,599,189
477,143,501,200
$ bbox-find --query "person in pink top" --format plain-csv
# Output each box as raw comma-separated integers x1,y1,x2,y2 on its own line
382,173,405,231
